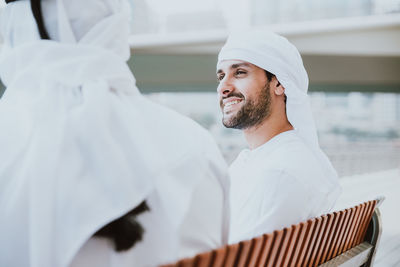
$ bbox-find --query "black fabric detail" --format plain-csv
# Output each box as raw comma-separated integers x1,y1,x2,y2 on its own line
5,0,50,40
30,0,50,39
94,201,150,252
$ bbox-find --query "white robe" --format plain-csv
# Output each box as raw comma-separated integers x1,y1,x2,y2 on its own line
68,99,230,267
229,130,341,244
0,2,230,267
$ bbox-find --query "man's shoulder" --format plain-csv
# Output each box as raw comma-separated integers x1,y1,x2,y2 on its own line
262,137,339,194
233,135,328,184
254,134,318,168
276,138,318,164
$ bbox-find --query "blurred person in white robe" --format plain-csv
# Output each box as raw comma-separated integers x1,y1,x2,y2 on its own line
216,30,341,244
0,0,229,266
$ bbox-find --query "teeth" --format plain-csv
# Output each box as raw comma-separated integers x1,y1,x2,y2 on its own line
225,100,240,107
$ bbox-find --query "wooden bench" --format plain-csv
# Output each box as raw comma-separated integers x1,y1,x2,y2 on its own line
162,199,382,267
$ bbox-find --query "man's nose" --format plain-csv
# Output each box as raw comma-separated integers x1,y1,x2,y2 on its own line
217,79,234,97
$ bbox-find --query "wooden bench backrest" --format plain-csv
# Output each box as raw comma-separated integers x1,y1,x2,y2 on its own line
162,200,377,267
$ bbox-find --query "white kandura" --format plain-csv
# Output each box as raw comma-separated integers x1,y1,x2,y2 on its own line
217,30,341,243
0,1,230,266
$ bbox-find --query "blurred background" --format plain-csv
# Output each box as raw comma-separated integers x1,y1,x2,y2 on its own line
0,0,399,265
124,0,400,177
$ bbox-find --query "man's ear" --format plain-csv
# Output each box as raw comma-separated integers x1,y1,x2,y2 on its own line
273,78,285,96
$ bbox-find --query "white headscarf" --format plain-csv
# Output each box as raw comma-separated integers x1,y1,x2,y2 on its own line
217,29,338,184
0,1,204,266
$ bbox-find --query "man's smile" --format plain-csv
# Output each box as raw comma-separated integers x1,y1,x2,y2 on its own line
222,97,243,112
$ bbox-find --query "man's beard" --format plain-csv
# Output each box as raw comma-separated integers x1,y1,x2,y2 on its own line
221,82,271,130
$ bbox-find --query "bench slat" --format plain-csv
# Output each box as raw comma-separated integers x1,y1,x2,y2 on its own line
273,227,294,266
177,258,193,267
331,209,352,258
257,233,274,266
344,205,362,252
309,215,329,267
266,230,284,267
357,201,375,244
247,236,264,267
223,243,239,267
357,201,376,244
338,207,356,254
236,240,253,267
282,224,301,266
295,219,316,267
302,217,322,267
195,251,213,267
352,202,369,248
349,203,365,249
213,246,227,267
287,222,306,267
325,211,345,261
313,213,335,266
319,212,340,264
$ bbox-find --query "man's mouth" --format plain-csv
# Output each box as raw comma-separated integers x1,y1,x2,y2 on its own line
222,97,243,111
225,100,241,107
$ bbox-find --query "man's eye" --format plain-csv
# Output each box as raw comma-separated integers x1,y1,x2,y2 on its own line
235,70,246,76
217,74,225,81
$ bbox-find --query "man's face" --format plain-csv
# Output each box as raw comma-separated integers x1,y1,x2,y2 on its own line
216,60,272,129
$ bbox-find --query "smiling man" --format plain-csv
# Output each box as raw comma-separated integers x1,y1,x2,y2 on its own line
217,30,341,243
